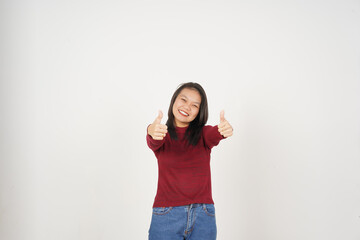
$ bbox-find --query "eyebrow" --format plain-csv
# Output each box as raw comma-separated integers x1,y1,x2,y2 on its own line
179,94,200,105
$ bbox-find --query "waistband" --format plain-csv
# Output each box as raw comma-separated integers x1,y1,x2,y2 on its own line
153,203,213,209
187,203,204,208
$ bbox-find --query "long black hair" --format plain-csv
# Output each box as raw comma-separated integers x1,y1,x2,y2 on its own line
166,82,209,146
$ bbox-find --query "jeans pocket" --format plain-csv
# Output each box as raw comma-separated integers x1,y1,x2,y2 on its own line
152,206,173,215
203,204,216,217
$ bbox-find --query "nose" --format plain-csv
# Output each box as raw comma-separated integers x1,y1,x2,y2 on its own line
183,103,191,111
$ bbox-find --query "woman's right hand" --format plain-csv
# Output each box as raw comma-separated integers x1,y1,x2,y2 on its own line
148,111,168,140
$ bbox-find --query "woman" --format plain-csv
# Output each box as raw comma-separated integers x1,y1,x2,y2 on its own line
147,82,233,240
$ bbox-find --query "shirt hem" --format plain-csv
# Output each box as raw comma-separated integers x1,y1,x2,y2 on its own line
152,199,215,208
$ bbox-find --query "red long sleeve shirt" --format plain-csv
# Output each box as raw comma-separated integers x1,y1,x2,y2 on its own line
147,125,224,208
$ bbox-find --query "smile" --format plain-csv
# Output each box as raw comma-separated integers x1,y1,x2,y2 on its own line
178,110,189,117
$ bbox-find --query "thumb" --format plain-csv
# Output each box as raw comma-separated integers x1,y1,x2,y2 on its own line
154,110,163,124
220,110,225,123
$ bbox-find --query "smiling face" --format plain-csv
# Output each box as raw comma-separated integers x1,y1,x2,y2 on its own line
172,88,201,127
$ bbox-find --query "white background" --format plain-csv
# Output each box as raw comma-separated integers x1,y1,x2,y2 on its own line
1,0,360,239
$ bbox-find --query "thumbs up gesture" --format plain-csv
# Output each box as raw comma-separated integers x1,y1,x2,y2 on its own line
148,111,168,140
218,110,233,138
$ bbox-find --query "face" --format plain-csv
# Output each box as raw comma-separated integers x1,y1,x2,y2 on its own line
172,88,201,127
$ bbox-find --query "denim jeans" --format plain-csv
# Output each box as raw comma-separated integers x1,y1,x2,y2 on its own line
148,203,217,240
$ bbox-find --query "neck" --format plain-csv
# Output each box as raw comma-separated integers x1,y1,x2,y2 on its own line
174,120,189,128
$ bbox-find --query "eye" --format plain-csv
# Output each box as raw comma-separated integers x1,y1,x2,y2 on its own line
193,105,199,108
181,98,186,102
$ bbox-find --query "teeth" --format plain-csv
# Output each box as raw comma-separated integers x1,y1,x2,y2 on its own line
179,110,189,116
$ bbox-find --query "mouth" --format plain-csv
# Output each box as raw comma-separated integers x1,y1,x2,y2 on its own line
178,109,189,117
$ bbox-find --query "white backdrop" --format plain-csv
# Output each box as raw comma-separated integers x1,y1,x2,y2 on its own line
1,0,360,239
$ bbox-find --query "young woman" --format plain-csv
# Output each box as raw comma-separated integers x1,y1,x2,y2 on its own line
146,82,233,240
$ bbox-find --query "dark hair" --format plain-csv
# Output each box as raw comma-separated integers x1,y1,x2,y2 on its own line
166,82,208,146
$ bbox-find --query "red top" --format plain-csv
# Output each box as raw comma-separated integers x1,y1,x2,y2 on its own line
147,125,224,208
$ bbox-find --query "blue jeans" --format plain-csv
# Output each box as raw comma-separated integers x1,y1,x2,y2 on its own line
148,203,217,240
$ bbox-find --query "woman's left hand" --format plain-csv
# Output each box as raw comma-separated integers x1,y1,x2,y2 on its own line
218,110,233,138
